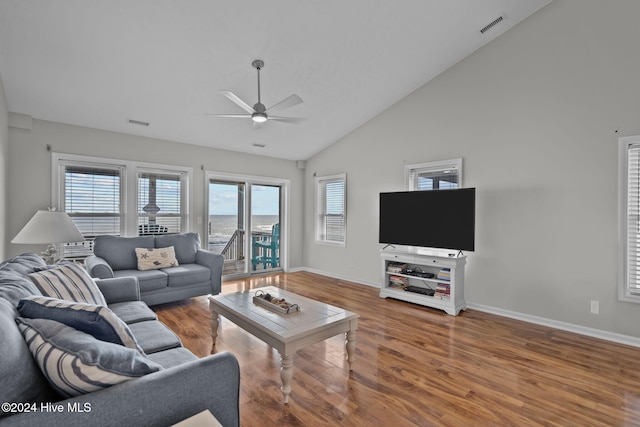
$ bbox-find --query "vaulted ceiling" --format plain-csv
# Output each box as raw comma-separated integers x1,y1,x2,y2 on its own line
0,0,551,160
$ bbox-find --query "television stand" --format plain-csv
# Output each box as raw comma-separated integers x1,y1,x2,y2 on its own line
380,248,466,315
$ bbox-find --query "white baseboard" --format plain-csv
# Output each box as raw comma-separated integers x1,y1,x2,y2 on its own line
467,302,640,348
299,267,380,288
298,267,640,349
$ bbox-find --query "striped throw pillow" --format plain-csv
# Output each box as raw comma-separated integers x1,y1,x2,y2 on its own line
28,263,106,306
17,296,143,353
16,317,162,398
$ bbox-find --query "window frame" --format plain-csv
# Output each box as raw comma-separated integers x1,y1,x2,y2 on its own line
58,160,126,238
315,173,346,247
52,153,192,251
137,167,190,235
405,158,462,191
619,136,640,303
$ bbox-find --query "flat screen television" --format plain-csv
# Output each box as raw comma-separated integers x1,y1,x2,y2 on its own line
379,188,475,252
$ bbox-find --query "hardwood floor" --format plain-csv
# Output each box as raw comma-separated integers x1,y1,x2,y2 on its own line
154,272,640,426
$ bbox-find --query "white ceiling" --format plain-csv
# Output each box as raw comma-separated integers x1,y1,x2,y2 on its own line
0,0,551,161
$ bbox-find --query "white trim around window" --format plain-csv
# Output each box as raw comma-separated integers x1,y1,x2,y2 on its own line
619,136,640,303
52,153,193,240
315,173,346,246
405,158,462,191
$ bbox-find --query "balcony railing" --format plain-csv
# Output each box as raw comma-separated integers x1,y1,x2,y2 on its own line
220,229,245,261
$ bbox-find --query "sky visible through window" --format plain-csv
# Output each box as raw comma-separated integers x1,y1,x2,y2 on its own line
209,183,279,215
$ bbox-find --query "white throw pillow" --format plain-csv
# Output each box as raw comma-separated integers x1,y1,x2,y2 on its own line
135,246,179,271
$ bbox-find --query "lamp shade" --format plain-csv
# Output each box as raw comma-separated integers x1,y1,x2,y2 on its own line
12,210,84,244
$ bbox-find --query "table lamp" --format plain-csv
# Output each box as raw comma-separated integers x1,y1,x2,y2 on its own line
12,208,84,264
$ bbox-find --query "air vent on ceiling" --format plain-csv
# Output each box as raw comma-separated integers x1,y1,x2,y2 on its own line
127,118,150,127
252,143,266,148
480,15,504,34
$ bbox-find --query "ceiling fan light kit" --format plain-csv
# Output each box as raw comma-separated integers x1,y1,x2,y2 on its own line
252,113,268,123
210,59,305,125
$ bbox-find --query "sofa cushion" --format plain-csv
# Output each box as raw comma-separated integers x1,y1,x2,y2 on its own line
0,252,47,275
0,271,43,306
28,263,106,306
0,299,56,418
16,317,163,398
17,296,143,353
155,232,200,264
0,253,46,306
164,264,211,287
146,347,199,369
94,235,155,270
128,320,182,354
114,269,168,292
136,246,179,271
108,301,158,324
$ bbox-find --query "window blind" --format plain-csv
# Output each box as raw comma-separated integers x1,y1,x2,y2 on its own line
61,164,123,258
317,176,346,244
64,165,122,236
626,144,640,295
138,171,185,234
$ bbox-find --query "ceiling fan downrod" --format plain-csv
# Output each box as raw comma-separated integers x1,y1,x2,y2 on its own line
251,59,267,122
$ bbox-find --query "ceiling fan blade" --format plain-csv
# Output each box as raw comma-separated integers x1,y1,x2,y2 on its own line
205,114,252,118
266,94,303,112
220,90,254,113
268,116,307,124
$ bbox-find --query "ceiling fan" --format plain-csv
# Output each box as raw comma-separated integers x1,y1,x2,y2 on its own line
209,59,305,124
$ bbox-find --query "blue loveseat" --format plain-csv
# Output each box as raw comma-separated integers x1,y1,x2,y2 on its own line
85,233,223,306
0,253,240,426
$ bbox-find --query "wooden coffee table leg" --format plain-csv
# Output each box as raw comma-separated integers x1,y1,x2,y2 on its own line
280,354,293,403
346,329,356,370
209,302,219,354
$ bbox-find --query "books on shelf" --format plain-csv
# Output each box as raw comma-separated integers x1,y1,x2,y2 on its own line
387,262,407,274
389,275,408,288
436,268,451,281
434,283,450,300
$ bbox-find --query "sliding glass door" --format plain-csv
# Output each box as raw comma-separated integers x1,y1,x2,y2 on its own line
207,172,287,278
250,185,281,271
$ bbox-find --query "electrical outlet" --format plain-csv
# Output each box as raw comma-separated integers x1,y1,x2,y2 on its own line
590,300,599,315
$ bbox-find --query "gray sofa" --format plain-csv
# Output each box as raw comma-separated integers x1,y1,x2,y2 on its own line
86,233,223,306
0,253,240,427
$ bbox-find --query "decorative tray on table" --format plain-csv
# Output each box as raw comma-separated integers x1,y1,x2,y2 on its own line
253,290,300,314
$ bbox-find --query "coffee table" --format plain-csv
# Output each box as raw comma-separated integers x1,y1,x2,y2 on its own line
208,286,359,403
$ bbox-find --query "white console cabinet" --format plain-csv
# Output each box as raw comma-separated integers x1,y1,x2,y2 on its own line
380,248,467,315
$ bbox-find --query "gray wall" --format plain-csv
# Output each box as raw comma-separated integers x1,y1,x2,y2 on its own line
0,74,7,259
8,119,304,269
303,0,640,337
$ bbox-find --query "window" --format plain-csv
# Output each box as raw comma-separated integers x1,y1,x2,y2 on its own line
405,158,462,191
138,170,186,235
63,164,123,237
620,136,640,302
315,174,346,245
53,153,191,258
